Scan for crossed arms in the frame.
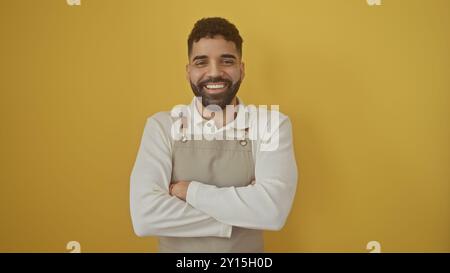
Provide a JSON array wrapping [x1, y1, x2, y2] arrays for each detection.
[[130, 112, 298, 238]]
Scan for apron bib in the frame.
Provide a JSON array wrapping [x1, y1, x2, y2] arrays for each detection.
[[158, 121, 264, 252]]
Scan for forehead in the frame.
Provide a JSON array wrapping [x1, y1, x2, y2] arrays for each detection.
[[190, 36, 239, 60]]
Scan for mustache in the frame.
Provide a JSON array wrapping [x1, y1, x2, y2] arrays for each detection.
[[197, 77, 232, 87]]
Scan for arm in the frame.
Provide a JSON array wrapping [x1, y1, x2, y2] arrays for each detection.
[[130, 113, 232, 238], [184, 115, 298, 230]]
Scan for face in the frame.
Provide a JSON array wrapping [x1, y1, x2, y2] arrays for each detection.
[[187, 35, 245, 109]]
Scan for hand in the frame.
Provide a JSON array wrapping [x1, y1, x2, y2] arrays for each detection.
[[169, 180, 191, 201]]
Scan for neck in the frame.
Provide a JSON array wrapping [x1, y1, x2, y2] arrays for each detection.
[[195, 97, 238, 128]]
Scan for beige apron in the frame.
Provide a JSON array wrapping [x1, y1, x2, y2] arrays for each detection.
[[158, 121, 264, 253]]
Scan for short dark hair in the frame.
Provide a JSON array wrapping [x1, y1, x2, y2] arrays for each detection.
[[187, 17, 243, 58]]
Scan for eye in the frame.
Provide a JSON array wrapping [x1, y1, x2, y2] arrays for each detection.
[[223, 59, 235, 65], [194, 61, 207, 67]]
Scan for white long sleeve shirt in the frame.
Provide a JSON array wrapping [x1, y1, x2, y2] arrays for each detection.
[[130, 97, 298, 238]]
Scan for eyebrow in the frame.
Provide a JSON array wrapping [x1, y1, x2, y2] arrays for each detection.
[[192, 55, 208, 62], [220, 54, 237, 59], [192, 54, 238, 62]]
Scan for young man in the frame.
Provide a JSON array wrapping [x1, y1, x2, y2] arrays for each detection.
[[130, 17, 298, 252]]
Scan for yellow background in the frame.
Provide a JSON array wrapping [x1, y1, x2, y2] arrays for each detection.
[[0, 0, 448, 252]]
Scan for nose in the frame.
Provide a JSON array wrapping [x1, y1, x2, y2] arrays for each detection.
[[205, 61, 223, 78]]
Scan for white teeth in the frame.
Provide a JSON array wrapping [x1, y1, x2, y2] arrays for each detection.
[[206, 84, 225, 89]]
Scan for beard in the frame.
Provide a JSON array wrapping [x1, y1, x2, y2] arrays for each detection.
[[190, 76, 242, 110]]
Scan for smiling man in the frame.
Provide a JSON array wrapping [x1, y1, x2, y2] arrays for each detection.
[[130, 17, 298, 252]]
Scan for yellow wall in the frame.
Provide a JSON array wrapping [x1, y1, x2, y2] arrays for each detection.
[[0, 0, 448, 252]]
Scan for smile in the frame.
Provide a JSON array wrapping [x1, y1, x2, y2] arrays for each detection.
[[203, 82, 228, 93]]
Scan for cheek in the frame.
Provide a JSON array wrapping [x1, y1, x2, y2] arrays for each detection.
[[188, 70, 203, 83], [226, 68, 242, 82]]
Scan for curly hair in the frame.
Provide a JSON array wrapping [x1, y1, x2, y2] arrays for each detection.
[[187, 17, 243, 58]]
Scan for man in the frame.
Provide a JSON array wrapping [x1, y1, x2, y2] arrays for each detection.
[[130, 17, 298, 252]]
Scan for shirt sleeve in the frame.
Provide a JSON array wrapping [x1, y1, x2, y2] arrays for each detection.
[[186, 115, 298, 231], [130, 113, 232, 238]]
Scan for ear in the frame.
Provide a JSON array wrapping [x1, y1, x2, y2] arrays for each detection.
[[185, 63, 190, 82], [240, 61, 245, 81]]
